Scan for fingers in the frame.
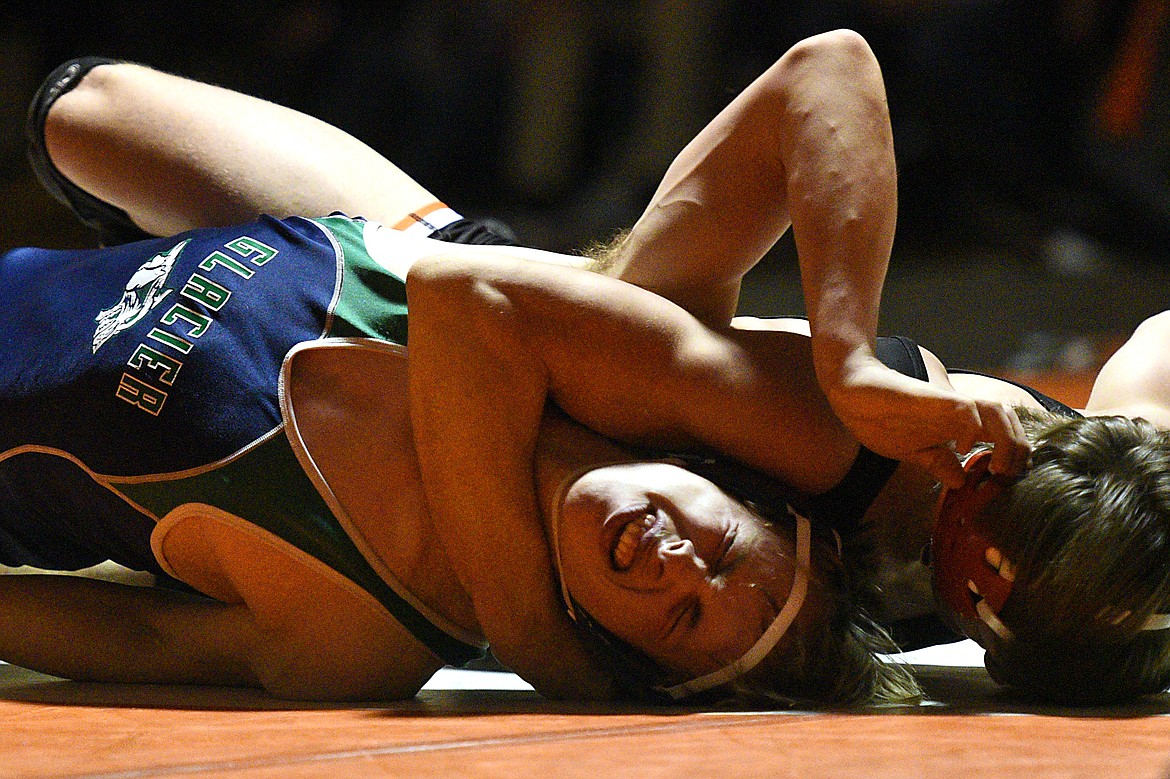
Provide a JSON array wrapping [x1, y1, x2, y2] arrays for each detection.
[[829, 369, 1032, 484], [911, 397, 1030, 487], [911, 444, 967, 490], [971, 399, 1032, 479]]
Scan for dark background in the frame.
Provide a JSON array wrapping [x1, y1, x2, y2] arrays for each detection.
[[2, 0, 1169, 371]]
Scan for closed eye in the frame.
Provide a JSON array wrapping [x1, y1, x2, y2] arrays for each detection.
[[713, 527, 738, 578], [668, 596, 702, 638]]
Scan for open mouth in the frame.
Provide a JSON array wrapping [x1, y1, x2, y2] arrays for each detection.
[[607, 507, 665, 571], [613, 515, 653, 570]]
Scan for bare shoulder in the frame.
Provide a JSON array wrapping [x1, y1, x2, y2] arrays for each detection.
[[946, 372, 1045, 411], [1085, 312, 1170, 428], [917, 341, 1045, 410], [879, 339, 1038, 408]]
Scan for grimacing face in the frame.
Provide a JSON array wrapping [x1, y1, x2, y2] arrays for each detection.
[[553, 462, 799, 680]]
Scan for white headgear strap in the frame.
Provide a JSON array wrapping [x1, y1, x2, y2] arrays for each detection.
[[656, 511, 812, 700]]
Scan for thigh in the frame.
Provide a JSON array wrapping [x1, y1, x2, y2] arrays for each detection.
[[44, 63, 438, 236]]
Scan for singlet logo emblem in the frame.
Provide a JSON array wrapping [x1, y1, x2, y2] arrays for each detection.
[[93, 240, 186, 353]]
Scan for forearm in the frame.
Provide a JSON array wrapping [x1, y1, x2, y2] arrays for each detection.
[[42, 62, 435, 235], [776, 31, 897, 391], [0, 574, 258, 687], [408, 255, 854, 497], [604, 32, 1028, 484], [608, 30, 895, 340], [405, 263, 616, 700]]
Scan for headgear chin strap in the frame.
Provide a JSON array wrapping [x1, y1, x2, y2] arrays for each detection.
[[931, 450, 1170, 639], [655, 511, 812, 700]]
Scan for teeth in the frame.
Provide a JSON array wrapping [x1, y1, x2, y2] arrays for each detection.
[[613, 515, 652, 570]]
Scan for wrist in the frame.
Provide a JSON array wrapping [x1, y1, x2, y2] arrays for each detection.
[[811, 333, 877, 390]]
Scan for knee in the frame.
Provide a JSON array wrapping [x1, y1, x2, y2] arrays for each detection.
[[27, 58, 155, 245], [31, 59, 125, 160], [40, 61, 128, 156]]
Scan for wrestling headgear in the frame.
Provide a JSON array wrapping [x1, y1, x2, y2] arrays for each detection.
[[930, 449, 1170, 641]]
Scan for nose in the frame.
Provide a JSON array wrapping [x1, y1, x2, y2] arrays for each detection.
[[658, 537, 707, 583]]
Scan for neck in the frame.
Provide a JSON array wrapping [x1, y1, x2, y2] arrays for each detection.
[[855, 462, 940, 622]]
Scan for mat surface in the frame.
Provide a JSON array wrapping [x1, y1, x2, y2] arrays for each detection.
[[2, 643, 1168, 779]]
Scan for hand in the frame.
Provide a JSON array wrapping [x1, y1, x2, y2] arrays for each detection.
[[824, 357, 1031, 489]]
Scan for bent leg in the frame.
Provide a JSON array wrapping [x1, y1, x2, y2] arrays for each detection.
[[36, 60, 441, 238]]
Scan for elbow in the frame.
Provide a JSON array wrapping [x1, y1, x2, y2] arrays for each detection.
[[771, 29, 882, 105], [406, 255, 517, 334], [405, 255, 477, 315], [405, 253, 451, 295], [781, 29, 875, 73]]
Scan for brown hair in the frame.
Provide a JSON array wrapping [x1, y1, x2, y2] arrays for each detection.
[[980, 410, 1170, 704]]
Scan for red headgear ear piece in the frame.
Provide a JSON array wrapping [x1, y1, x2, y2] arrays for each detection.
[[931, 450, 1016, 638]]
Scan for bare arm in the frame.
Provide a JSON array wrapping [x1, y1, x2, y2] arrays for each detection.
[[404, 254, 857, 700], [408, 256, 858, 489], [408, 252, 649, 700], [0, 573, 260, 687], [612, 30, 1028, 485], [611, 30, 892, 332], [405, 264, 616, 701], [42, 63, 438, 236]]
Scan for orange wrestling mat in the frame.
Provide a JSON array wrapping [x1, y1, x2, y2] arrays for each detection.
[[2, 659, 1168, 778]]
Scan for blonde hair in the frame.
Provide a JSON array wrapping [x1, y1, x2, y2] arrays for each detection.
[[578, 228, 631, 275], [721, 518, 921, 708], [685, 463, 921, 707]]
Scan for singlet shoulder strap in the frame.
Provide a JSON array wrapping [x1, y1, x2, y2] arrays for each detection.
[[949, 369, 1083, 418]]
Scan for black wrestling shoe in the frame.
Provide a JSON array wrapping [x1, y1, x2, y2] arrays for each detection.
[[26, 57, 153, 246]]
